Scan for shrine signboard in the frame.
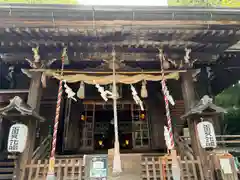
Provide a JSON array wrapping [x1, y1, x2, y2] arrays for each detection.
[[7, 123, 28, 153], [85, 154, 108, 180]]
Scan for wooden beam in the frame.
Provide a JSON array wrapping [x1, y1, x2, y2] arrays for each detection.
[[1, 19, 240, 29], [1, 28, 237, 45], [0, 51, 219, 64], [27, 69, 186, 74], [181, 71, 214, 180], [0, 89, 29, 94], [4, 28, 232, 36], [0, 39, 231, 52]]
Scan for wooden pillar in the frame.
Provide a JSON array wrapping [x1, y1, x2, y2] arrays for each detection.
[[146, 99, 165, 150], [16, 72, 42, 178], [181, 71, 213, 179], [181, 72, 200, 156]]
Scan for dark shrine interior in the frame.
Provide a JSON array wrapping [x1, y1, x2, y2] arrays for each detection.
[[94, 110, 133, 152]]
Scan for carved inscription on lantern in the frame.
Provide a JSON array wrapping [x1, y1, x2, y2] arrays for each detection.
[[197, 121, 217, 149], [8, 124, 28, 153]]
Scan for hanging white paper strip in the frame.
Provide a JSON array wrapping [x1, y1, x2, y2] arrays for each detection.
[[220, 158, 233, 174], [130, 85, 144, 111], [164, 126, 174, 150], [63, 81, 77, 101], [197, 121, 217, 149], [8, 124, 28, 153]]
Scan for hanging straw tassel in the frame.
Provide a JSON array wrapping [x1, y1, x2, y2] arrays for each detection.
[[77, 81, 85, 99], [140, 80, 148, 98]]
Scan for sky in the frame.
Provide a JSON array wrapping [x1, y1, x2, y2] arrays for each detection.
[[79, 0, 168, 6]]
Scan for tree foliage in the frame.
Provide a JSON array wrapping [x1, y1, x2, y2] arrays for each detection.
[[168, 0, 240, 7], [0, 0, 78, 4], [215, 83, 240, 108], [215, 83, 240, 134], [221, 108, 240, 134], [1, 0, 240, 6]]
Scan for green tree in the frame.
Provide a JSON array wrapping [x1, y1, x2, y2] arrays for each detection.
[[0, 0, 78, 4], [222, 108, 240, 134], [215, 83, 240, 108], [168, 0, 240, 7], [215, 83, 240, 134]]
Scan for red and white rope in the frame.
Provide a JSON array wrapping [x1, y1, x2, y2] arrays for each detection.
[[48, 50, 65, 174], [161, 77, 174, 149], [50, 79, 63, 158]]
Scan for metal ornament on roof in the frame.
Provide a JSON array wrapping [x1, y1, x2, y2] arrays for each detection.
[[7, 123, 28, 153], [157, 47, 196, 69], [197, 121, 217, 149], [22, 46, 58, 88]]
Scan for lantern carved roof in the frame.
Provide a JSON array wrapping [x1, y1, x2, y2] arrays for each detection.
[[0, 96, 45, 122], [181, 95, 226, 119]]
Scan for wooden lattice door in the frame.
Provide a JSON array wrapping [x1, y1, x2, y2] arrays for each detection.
[[131, 104, 150, 149], [79, 104, 95, 151]]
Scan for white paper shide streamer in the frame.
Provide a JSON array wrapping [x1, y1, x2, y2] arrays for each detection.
[[95, 83, 113, 101], [130, 84, 144, 111], [164, 126, 174, 150], [63, 81, 77, 101]]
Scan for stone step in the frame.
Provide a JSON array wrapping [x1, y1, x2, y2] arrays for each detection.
[[0, 160, 14, 180]]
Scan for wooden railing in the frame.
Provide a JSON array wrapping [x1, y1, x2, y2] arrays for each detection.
[[141, 156, 204, 180], [21, 154, 207, 180], [216, 135, 240, 144], [175, 134, 194, 160], [181, 134, 240, 148], [21, 158, 84, 180], [32, 135, 52, 161]]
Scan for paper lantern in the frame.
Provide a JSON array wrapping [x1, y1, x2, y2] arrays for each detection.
[[98, 140, 103, 146], [197, 121, 217, 149], [8, 123, 28, 153], [81, 115, 86, 121], [140, 112, 146, 120]]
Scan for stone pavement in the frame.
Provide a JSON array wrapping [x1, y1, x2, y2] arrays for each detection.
[[107, 151, 142, 180]]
